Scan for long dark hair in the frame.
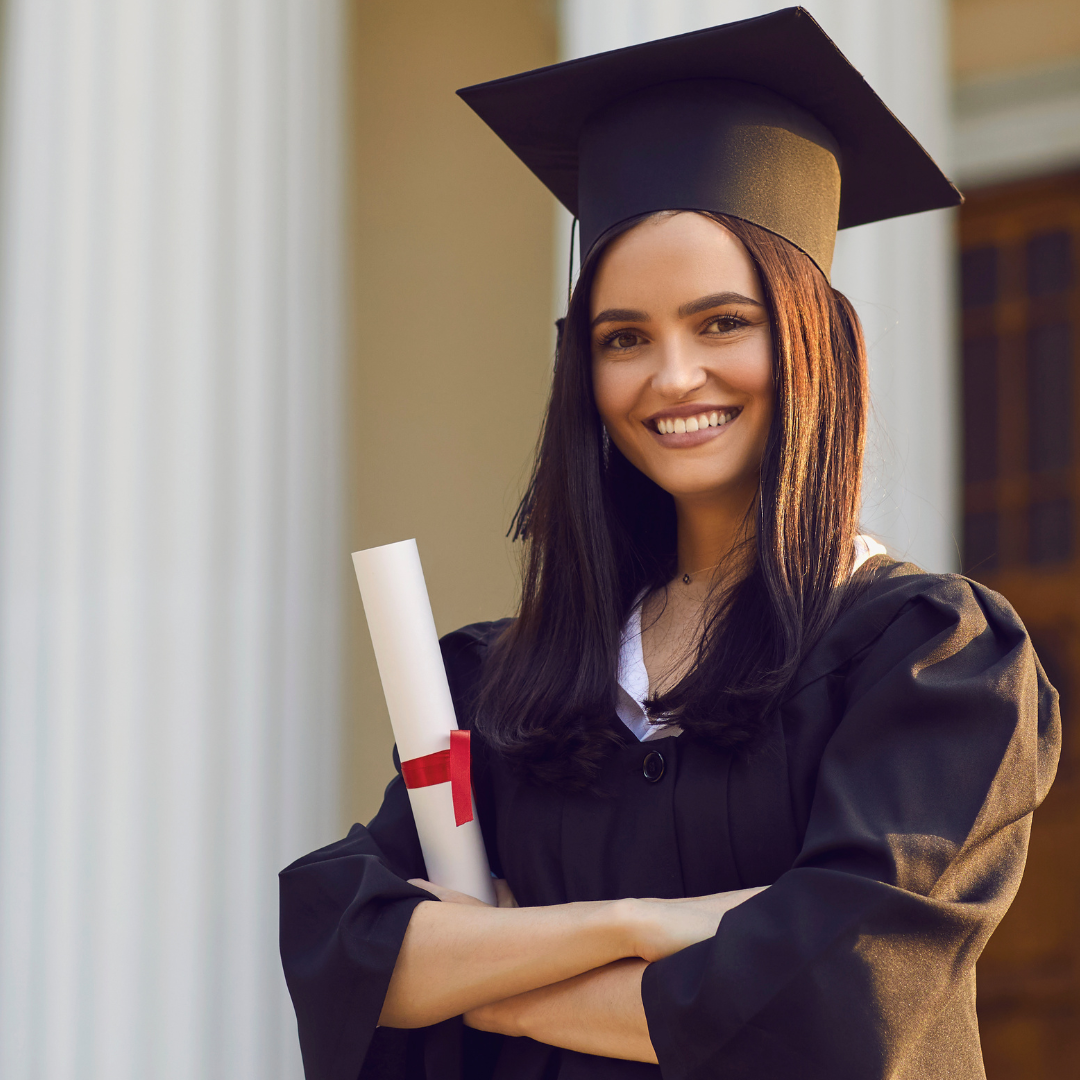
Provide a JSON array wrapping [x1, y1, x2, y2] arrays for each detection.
[[475, 212, 869, 787]]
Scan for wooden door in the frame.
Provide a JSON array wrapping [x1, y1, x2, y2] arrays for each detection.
[[960, 170, 1080, 1077]]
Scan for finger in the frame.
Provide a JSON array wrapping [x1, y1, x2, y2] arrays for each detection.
[[406, 878, 489, 906], [493, 879, 519, 908], [406, 878, 459, 901]]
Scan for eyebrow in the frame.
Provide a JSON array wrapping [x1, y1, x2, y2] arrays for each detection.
[[679, 291, 763, 317], [591, 291, 763, 328], [591, 307, 647, 328]]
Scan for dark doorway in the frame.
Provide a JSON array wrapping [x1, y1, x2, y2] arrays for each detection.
[[960, 169, 1080, 1078]]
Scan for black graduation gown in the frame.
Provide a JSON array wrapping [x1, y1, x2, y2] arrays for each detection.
[[280, 560, 1061, 1080]]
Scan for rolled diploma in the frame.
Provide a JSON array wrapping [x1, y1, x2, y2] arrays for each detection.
[[352, 539, 496, 904]]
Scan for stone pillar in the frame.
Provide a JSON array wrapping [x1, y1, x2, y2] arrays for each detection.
[[0, 2, 344, 1078], [558, 0, 957, 570]]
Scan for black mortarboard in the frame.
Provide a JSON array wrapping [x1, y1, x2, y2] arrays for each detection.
[[457, 6, 960, 280]]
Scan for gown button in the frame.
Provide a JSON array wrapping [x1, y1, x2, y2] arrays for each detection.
[[642, 751, 665, 783]]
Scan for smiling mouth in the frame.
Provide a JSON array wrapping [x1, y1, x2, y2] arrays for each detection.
[[650, 407, 742, 435]]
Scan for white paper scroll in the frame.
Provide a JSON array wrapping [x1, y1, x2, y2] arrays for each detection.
[[352, 539, 496, 904]]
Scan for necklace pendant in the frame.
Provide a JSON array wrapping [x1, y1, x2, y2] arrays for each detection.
[[682, 573, 691, 585]]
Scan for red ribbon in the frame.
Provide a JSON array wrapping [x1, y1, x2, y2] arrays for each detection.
[[400, 729, 473, 826]]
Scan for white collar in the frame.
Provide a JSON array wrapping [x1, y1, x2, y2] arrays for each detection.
[[852, 533, 887, 573], [615, 597, 677, 742]]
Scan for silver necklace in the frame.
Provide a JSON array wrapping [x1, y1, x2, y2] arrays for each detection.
[[680, 562, 721, 585]]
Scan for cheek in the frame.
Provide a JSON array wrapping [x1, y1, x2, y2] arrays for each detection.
[[743, 342, 775, 413], [591, 362, 633, 428]]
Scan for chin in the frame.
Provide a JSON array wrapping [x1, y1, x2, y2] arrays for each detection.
[[652, 475, 752, 500]]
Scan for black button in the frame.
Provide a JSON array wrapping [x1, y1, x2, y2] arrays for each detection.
[[642, 751, 665, 783]]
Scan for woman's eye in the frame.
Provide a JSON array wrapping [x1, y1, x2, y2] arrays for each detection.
[[706, 314, 745, 333], [603, 330, 642, 350]]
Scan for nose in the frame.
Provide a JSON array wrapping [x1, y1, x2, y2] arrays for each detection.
[[651, 333, 708, 398]]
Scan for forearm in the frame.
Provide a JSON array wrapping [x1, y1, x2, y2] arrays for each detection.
[[466, 959, 657, 1063], [380, 897, 632, 1028]]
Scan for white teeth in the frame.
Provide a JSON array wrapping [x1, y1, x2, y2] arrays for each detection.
[[655, 408, 740, 434]]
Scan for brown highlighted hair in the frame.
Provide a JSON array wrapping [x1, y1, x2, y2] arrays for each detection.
[[475, 212, 869, 787]]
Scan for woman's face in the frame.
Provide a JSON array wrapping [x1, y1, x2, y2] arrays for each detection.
[[590, 213, 774, 508]]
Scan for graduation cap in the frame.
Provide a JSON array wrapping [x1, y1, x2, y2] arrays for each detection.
[[457, 6, 960, 280]]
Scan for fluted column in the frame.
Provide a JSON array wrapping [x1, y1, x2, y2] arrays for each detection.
[[558, 0, 957, 571], [0, 3, 344, 1078]]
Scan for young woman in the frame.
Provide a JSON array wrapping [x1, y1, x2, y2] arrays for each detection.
[[281, 12, 1060, 1080]]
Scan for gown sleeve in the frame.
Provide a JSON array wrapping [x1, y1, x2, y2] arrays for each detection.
[[278, 622, 507, 1080], [279, 764, 435, 1080], [640, 574, 1061, 1080]]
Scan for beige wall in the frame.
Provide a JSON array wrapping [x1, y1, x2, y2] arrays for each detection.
[[343, 2, 558, 826], [953, 0, 1080, 78]]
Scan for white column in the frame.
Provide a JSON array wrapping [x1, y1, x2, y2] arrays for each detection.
[[0, 3, 344, 1079], [558, 0, 958, 571]]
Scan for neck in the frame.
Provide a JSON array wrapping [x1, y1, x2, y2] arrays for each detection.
[[674, 480, 758, 584]]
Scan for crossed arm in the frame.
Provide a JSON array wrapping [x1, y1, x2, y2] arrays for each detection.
[[379, 879, 766, 1063]]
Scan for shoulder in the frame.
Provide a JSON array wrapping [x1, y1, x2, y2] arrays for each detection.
[[854, 554, 1013, 612], [817, 558, 1060, 807], [856, 561, 1025, 666], [851, 557, 1026, 645], [793, 558, 1032, 696], [439, 617, 513, 665], [824, 559, 1057, 754], [438, 618, 514, 726]]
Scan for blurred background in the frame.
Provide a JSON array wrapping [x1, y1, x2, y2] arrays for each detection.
[[0, 0, 1075, 1077]]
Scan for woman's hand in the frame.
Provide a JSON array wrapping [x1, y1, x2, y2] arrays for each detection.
[[493, 879, 519, 908], [622, 885, 767, 962], [407, 878, 519, 908]]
